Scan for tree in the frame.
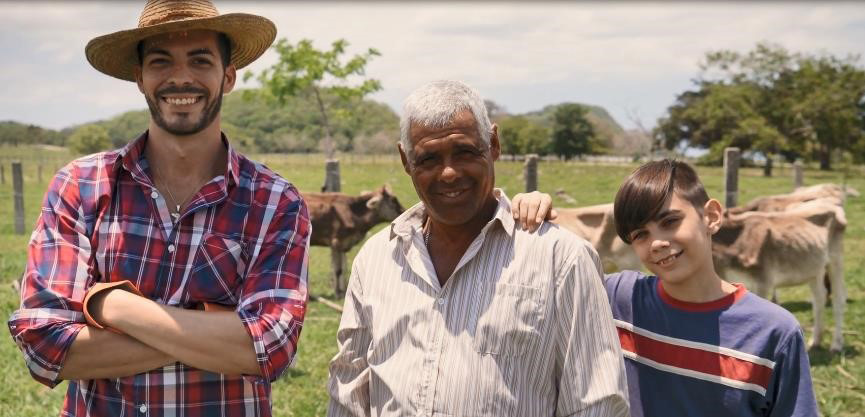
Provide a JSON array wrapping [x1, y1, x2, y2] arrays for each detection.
[[657, 43, 865, 170], [498, 116, 528, 155], [551, 104, 595, 159], [247, 38, 382, 160], [68, 124, 110, 155]]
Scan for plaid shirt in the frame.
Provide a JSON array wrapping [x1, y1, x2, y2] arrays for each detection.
[[8, 132, 310, 417]]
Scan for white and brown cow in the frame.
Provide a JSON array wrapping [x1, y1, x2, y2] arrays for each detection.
[[714, 202, 847, 352], [304, 186, 405, 295]]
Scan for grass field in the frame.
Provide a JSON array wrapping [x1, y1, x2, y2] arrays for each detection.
[[0, 148, 863, 416]]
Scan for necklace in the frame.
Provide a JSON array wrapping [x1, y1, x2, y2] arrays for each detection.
[[153, 164, 186, 222], [423, 217, 432, 248]]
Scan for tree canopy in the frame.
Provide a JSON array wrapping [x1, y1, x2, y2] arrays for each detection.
[[656, 43, 865, 169]]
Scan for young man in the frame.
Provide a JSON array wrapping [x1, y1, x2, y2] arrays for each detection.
[[605, 160, 818, 416], [8, 1, 309, 416]]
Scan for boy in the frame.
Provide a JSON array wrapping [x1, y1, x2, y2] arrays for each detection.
[[605, 159, 818, 416]]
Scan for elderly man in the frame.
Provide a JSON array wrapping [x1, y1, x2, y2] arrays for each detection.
[[8, 1, 309, 416], [327, 80, 629, 416]]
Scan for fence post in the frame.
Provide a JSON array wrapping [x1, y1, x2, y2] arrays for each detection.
[[723, 147, 740, 208], [38, 164, 43, 183], [323, 159, 341, 192], [0, 163, 4, 185], [524, 154, 538, 192], [793, 159, 804, 188], [13, 161, 25, 235], [763, 156, 773, 177]]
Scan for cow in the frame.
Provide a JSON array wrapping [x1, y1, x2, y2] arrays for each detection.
[[554, 204, 642, 273], [713, 202, 846, 352], [304, 186, 405, 295], [726, 183, 856, 215]]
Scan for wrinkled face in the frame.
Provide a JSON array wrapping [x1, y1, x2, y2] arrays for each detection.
[[399, 109, 499, 227], [627, 193, 720, 285], [135, 30, 235, 136]]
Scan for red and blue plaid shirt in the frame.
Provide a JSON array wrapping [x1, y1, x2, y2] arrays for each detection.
[[8, 132, 310, 417]]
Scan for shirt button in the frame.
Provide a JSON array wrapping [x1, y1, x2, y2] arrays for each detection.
[[150, 191, 158, 199], [437, 297, 445, 306], [167, 244, 175, 253], [138, 404, 147, 413]]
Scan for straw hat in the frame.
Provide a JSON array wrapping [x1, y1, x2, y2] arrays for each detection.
[[85, 0, 276, 82]]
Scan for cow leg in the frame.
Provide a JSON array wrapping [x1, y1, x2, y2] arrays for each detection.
[[331, 249, 347, 296], [828, 255, 846, 353], [807, 276, 827, 351]]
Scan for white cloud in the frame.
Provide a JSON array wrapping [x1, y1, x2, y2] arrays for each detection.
[[1, 1, 864, 130]]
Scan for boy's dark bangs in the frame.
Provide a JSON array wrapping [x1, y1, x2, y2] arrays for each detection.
[[614, 161, 676, 244]]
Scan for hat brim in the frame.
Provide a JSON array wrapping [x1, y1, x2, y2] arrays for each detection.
[[85, 13, 276, 82]]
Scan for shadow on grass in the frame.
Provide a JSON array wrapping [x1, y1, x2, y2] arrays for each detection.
[[808, 344, 861, 367], [780, 300, 812, 313]]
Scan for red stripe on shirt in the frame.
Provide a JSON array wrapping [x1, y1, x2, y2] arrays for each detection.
[[617, 326, 773, 389]]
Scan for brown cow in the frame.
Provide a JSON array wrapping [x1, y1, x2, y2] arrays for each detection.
[[714, 202, 846, 352], [304, 186, 405, 295], [726, 183, 856, 215], [554, 204, 642, 273]]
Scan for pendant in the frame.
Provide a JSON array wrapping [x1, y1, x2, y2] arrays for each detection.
[[171, 212, 180, 221]]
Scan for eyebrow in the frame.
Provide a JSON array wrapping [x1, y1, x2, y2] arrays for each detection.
[[142, 47, 215, 58], [652, 208, 682, 221]]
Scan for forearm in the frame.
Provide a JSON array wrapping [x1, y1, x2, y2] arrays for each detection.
[[59, 326, 174, 380], [101, 291, 260, 376]]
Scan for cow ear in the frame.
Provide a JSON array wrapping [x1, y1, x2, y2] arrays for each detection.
[[732, 219, 769, 268], [383, 184, 393, 195], [367, 195, 382, 209]]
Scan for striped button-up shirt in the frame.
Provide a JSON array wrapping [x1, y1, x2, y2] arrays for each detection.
[[8, 133, 310, 417], [328, 190, 629, 417]]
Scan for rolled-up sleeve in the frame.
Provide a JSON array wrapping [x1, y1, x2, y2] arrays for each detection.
[[8, 168, 91, 388], [554, 242, 630, 417], [236, 192, 310, 382]]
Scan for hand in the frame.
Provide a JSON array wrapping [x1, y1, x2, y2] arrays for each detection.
[[511, 191, 558, 232]]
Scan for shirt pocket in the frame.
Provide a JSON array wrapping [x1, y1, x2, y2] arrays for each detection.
[[186, 234, 247, 306], [473, 282, 541, 357]]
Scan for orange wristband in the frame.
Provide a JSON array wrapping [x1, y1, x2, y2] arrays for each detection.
[[82, 280, 143, 333]]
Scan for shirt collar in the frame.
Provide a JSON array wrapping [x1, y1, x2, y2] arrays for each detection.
[[389, 188, 515, 240], [116, 131, 241, 185]]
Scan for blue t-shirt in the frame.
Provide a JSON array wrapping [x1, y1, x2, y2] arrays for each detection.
[[604, 270, 818, 416]]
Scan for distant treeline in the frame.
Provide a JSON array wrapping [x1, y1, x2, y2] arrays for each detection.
[[0, 89, 641, 157]]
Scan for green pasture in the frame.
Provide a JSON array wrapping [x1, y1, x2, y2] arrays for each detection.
[[0, 148, 863, 416]]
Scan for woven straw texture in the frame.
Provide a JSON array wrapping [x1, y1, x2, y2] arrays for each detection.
[[85, 0, 276, 81]]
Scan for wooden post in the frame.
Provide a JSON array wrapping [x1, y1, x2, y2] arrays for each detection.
[[793, 159, 804, 188], [0, 163, 4, 185], [13, 161, 25, 235], [723, 147, 740, 208], [763, 156, 773, 177], [323, 159, 341, 192], [524, 154, 538, 192], [38, 164, 43, 183]]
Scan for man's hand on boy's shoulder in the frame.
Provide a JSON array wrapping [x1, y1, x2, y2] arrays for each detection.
[[511, 191, 558, 232]]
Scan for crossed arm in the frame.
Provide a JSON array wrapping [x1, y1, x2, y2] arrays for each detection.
[[59, 294, 259, 379]]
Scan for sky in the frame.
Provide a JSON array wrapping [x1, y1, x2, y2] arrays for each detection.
[[2, 1, 864, 132]]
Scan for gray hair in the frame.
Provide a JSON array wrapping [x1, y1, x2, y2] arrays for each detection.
[[399, 80, 492, 157]]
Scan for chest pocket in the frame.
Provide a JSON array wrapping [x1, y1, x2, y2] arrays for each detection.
[[186, 234, 247, 305], [473, 282, 541, 357]]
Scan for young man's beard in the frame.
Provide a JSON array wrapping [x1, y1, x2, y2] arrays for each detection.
[[145, 83, 224, 136]]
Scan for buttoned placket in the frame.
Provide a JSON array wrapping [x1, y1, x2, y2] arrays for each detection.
[[405, 221, 498, 416]]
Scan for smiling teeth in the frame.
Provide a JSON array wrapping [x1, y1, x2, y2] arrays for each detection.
[[166, 97, 198, 105], [444, 191, 461, 197]]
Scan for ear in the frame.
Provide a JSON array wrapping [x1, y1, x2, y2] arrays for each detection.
[[703, 199, 723, 235], [732, 219, 769, 268], [398, 143, 411, 174], [489, 124, 500, 161], [222, 64, 237, 94], [366, 195, 382, 210], [134, 66, 145, 94]]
